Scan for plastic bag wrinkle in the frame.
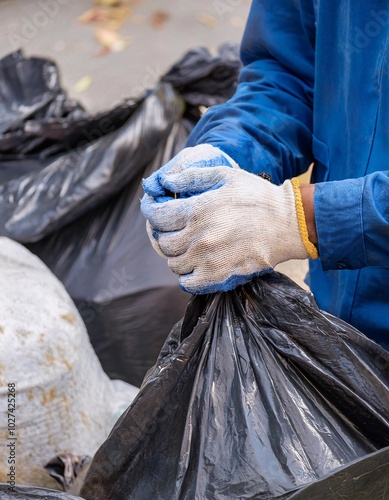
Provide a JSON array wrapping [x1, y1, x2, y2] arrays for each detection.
[[81, 273, 389, 499]]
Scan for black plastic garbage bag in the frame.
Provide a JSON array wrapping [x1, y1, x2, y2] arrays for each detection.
[[0, 50, 86, 156], [0, 483, 82, 499], [0, 92, 146, 242], [0, 47, 241, 386], [162, 43, 241, 107], [0, 80, 189, 386], [288, 446, 389, 499], [26, 85, 191, 386], [81, 273, 389, 500]]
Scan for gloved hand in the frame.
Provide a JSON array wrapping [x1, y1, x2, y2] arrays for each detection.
[[142, 144, 237, 199], [141, 165, 318, 294]]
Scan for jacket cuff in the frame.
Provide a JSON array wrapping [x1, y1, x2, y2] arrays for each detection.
[[315, 178, 367, 270]]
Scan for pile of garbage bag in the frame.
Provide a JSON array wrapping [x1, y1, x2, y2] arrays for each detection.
[[81, 273, 389, 499], [0, 45, 241, 386]]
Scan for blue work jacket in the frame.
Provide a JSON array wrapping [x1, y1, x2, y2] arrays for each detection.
[[187, 0, 389, 349]]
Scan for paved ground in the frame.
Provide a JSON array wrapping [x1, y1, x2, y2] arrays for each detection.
[[0, 0, 309, 289], [0, 0, 251, 111]]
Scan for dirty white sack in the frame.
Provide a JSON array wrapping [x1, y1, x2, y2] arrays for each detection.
[[0, 237, 138, 489]]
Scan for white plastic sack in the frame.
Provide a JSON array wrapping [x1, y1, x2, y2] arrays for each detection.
[[0, 237, 138, 489]]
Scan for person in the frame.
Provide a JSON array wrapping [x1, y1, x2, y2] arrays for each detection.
[[141, 1, 389, 350]]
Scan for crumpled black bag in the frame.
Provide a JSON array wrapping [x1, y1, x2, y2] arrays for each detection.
[[0, 46, 241, 386], [0, 50, 87, 156], [161, 43, 241, 107], [288, 445, 389, 499], [26, 84, 191, 386], [0, 483, 82, 499], [0, 78, 190, 386], [81, 273, 389, 500]]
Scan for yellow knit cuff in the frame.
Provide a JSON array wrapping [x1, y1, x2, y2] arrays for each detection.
[[291, 178, 319, 260]]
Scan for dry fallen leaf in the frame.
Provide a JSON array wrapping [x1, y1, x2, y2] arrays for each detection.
[[107, 5, 130, 22], [78, 8, 110, 24], [94, 0, 123, 6], [94, 27, 131, 52], [151, 10, 170, 28], [78, 5, 131, 29], [198, 13, 218, 28], [73, 75, 93, 93]]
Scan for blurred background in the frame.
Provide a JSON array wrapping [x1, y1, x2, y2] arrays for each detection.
[[0, 0, 251, 111]]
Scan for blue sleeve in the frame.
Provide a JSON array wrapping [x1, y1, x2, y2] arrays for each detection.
[[315, 171, 389, 269], [187, 0, 316, 184]]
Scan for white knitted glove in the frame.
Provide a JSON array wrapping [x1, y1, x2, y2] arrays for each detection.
[[141, 166, 315, 294], [142, 144, 238, 198], [143, 143, 238, 258]]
